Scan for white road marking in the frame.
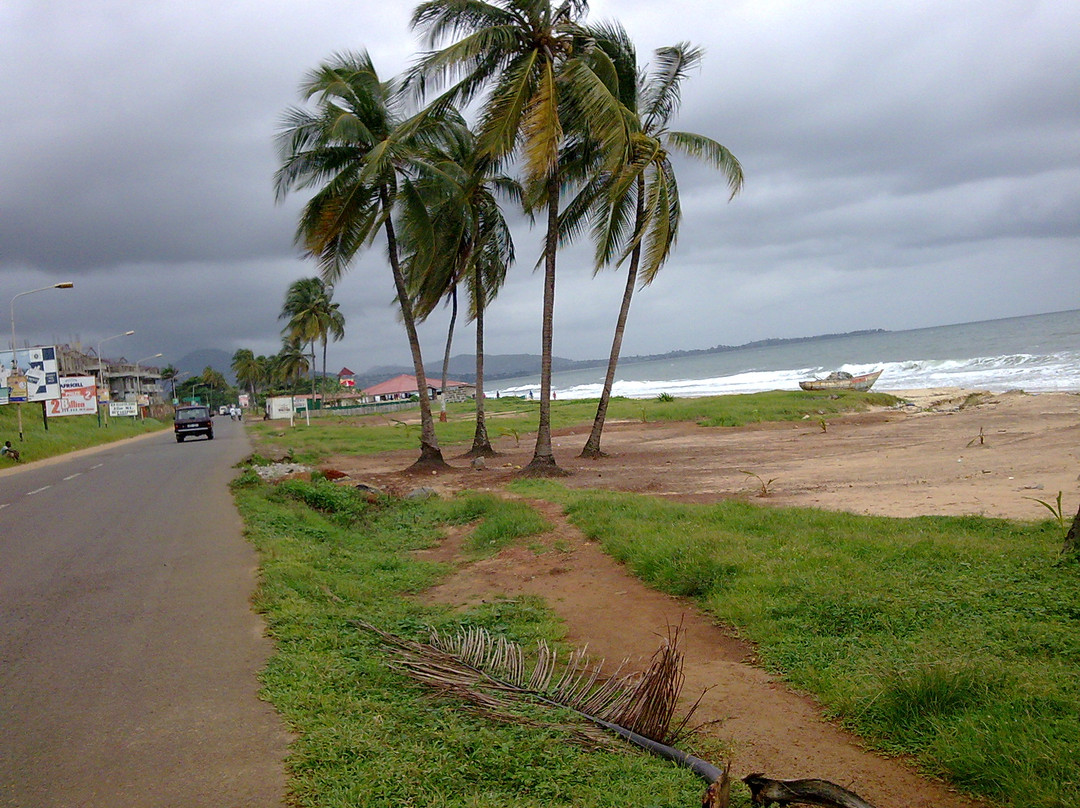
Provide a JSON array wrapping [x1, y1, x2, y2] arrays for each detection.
[[90, 463, 104, 470], [0, 503, 9, 510], [63, 473, 83, 481], [27, 486, 52, 495]]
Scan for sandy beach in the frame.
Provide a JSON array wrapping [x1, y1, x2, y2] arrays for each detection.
[[328, 389, 1079, 808], [340, 388, 1080, 523]]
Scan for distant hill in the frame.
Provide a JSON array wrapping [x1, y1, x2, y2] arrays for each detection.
[[353, 329, 887, 387], [175, 349, 236, 385]]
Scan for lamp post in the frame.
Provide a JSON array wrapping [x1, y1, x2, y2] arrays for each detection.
[[9, 282, 74, 441], [170, 371, 190, 405], [97, 330, 134, 427], [134, 353, 162, 420]]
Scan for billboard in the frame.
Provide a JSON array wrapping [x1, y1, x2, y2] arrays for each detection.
[[0, 346, 60, 404], [109, 401, 138, 417], [47, 376, 98, 417]]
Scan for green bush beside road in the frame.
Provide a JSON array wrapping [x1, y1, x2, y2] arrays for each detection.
[[0, 405, 168, 465]]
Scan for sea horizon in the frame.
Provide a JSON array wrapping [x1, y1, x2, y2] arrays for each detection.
[[491, 308, 1080, 400]]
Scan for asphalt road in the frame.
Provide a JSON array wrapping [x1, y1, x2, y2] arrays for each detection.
[[0, 417, 289, 807]]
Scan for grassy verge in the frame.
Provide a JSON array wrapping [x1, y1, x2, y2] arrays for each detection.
[[247, 390, 896, 464], [509, 480, 1080, 808], [0, 405, 167, 465], [234, 475, 728, 807]]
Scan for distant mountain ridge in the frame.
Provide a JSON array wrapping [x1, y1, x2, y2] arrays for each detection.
[[356, 329, 887, 387], [176, 328, 886, 391], [175, 349, 236, 385]]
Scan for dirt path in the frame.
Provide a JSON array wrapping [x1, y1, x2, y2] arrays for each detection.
[[324, 390, 1080, 808]]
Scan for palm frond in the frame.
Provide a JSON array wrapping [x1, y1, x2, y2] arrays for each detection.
[[362, 621, 691, 743], [357, 620, 728, 786], [640, 43, 702, 132], [519, 58, 563, 184], [665, 131, 744, 199]]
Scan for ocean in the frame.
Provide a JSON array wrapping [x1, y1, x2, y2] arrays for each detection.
[[494, 308, 1080, 400]]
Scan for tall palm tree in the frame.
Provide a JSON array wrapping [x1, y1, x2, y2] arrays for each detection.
[[201, 366, 228, 412], [317, 294, 345, 401], [408, 128, 520, 454], [279, 277, 321, 403], [272, 337, 309, 391], [160, 364, 179, 401], [410, 0, 629, 475], [279, 277, 344, 409], [231, 348, 263, 405], [574, 32, 744, 457], [275, 51, 452, 469]]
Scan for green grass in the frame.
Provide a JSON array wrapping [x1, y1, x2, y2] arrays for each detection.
[[428, 492, 553, 556], [246, 390, 896, 464], [509, 480, 1080, 808], [235, 477, 730, 808], [0, 404, 168, 464]]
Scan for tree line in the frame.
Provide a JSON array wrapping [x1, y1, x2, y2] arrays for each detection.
[[246, 0, 743, 474]]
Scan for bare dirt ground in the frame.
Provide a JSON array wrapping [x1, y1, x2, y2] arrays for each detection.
[[325, 389, 1080, 808]]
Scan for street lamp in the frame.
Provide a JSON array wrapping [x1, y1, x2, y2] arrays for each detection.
[[134, 353, 163, 419], [9, 282, 74, 441], [97, 330, 134, 427], [173, 371, 190, 405]]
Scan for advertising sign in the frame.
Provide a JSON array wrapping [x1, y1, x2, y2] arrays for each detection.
[[238, 393, 250, 407], [0, 346, 60, 404], [47, 376, 99, 417], [109, 401, 138, 417]]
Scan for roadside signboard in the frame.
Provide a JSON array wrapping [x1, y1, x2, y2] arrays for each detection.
[[47, 376, 98, 417], [0, 346, 60, 404], [109, 401, 138, 417]]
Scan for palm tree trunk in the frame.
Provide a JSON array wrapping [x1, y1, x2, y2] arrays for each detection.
[[439, 287, 457, 422], [581, 176, 646, 458], [382, 190, 447, 468], [468, 271, 496, 456], [310, 342, 317, 408], [524, 175, 568, 476]]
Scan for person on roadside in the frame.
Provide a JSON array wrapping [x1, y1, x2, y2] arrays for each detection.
[[1, 440, 21, 462]]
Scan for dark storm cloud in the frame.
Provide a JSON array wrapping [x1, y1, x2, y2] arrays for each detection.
[[2, 0, 1077, 371]]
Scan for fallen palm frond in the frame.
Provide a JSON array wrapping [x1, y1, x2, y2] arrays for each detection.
[[357, 621, 725, 783]]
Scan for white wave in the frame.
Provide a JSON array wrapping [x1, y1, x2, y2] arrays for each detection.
[[504, 350, 1080, 400]]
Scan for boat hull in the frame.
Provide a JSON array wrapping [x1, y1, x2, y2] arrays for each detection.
[[799, 370, 882, 392]]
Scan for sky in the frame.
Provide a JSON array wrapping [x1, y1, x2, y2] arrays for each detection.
[[2, 0, 1078, 375]]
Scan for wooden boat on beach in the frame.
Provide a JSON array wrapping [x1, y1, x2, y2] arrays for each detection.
[[799, 369, 882, 392]]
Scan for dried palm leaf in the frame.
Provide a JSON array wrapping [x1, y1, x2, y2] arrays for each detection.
[[356, 621, 726, 785]]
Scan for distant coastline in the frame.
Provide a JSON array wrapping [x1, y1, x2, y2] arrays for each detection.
[[359, 328, 890, 386]]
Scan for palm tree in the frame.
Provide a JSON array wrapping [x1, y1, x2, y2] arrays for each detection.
[[160, 364, 180, 401], [410, 0, 629, 475], [275, 51, 452, 469], [231, 348, 263, 406], [408, 128, 520, 454], [272, 337, 309, 391], [574, 32, 744, 457], [201, 366, 228, 412], [279, 277, 344, 410]]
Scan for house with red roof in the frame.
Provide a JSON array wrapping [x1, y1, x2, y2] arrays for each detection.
[[362, 374, 474, 402]]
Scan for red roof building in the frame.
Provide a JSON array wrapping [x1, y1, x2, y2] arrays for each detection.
[[362, 374, 471, 401]]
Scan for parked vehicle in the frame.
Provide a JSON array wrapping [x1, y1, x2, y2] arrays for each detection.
[[173, 405, 214, 442]]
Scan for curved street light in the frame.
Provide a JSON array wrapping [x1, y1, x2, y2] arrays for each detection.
[[9, 282, 74, 441], [134, 353, 163, 419], [97, 330, 134, 427]]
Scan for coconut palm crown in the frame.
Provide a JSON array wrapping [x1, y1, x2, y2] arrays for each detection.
[[275, 50, 457, 468], [569, 28, 744, 457], [410, 0, 630, 474]]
